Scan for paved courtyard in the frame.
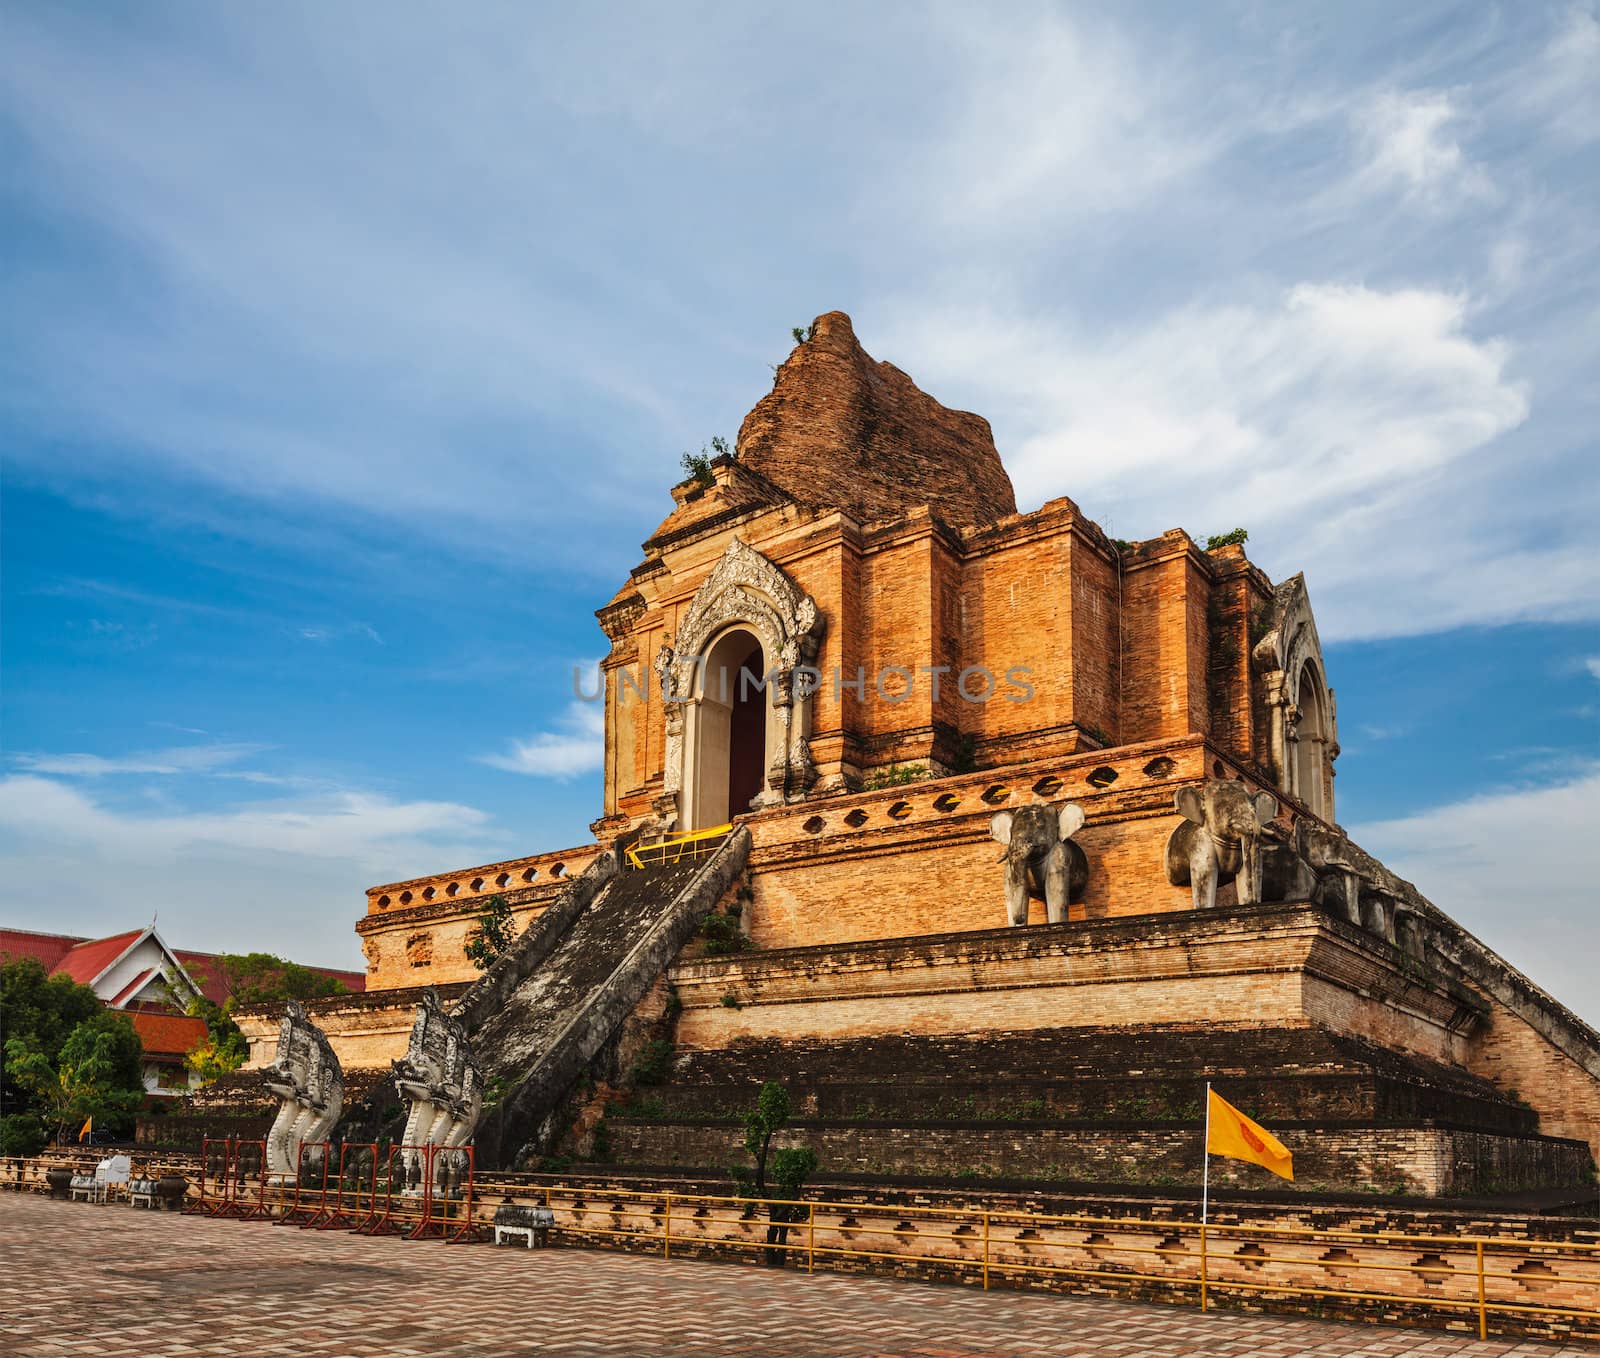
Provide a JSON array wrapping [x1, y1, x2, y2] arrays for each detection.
[[1, 1194, 1593, 1358]]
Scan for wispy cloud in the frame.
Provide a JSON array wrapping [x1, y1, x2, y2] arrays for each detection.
[[294, 621, 384, 645], [479, 701, 605, 780], [10, 742, 267, 778], [878, 281, 1562, 639], [1352, 89, 1493, 205], [0, 774, 507, 963], [1515, 3, 1600, 144], [1351, 762, 1600, 1028]]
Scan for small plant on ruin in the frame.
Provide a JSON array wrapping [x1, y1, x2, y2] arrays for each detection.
[[680, 437, 733, 490], [865, 761, 928, 790], [733, 1081, 818, 1268], [700, 908, 749, 957], [949, 732, 979, 775], [680, 450, 715, 488], [627, 1038, 675, 1087], [791, 323, 815, 344], [1205, 527, 1249, 550], [719, 992, 742, 1009], [464, 893, 516, 971]]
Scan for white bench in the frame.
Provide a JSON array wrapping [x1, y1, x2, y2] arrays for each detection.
[[128, 1178, 160, 1209]]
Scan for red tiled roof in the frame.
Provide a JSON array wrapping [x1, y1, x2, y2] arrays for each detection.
[[52, 930, 145, 986], [0, 928, 85, 970], [126, 1011, 209, 1058]]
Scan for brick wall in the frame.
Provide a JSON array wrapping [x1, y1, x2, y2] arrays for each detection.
[[602, 1119, 1589, 1197]]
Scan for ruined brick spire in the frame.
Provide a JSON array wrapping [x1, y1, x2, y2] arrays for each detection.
[[735, 311, 1018, 529]]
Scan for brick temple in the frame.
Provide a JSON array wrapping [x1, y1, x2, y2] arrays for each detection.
[[234, 312, 1599, 1199]]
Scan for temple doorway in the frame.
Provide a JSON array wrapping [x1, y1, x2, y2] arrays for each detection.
[[686, 628, 767, 829]]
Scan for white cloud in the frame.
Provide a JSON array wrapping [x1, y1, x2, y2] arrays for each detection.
[[479, 701, 605, 780], [1587, 657, 1600, 681], [1353, 89, 1492, 204], [879, 281, 1568, 639], [1350, 764, 1600, 1030], [1516, 4, 1600, 143], [0, 775, 506, 965], [10, 742, 266, 777], [898, 8, 1209, 237]]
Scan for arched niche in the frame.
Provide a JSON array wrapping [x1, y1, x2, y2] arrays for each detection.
[[684, 628, 770, 829], [655, 538, 825, 830], [1252, 573, 1339, 821], [1292, 658, 1333, 820]]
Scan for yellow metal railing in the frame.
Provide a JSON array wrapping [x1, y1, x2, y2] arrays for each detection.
[[472, 1183, 1600, 1342], [625, 824, 732, 871]]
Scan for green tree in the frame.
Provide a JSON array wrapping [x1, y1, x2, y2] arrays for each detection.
[[463, 894, 517, 971], [184, 1027, 250, 1084], [4, 1019, 144, 1146], [734, 1081, 819, 1267], [181, 952, 347, 1085], [187, 953, 348, 1011], [1, 959, 141, 1138]]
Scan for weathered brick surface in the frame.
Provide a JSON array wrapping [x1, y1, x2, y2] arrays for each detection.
[[605, 1119, 1589, 1197], [736, 310, 1017, 531]]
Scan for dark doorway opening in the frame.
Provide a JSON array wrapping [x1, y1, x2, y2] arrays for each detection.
[[727, 639, 766, 817]]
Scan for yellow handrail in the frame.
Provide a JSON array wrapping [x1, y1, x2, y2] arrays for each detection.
[[474, 1180, 1600, 1340], [625, 824, 732, 870]]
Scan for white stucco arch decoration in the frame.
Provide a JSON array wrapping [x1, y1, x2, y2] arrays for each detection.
[[654, 538, 825, 829], [1252, 573, 1339, 821]]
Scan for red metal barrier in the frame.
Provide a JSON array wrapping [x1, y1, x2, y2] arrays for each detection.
[[185, 1137, 234, 1216], [276, 1141, 332, 1226], [420, 1144, 477, 1244], [315, 1142, 379, 1231], [215, 1138, 271, 1221], [358, 1144, 477, 1243]]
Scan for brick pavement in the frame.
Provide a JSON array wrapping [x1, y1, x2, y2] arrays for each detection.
[[1, 1195, 1592, 1358]]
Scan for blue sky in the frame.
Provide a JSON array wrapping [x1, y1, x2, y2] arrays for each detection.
[[1, 3, 1596, 1020]]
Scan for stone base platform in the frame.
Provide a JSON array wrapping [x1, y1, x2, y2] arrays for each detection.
[[607, 902, 1599, 1197]]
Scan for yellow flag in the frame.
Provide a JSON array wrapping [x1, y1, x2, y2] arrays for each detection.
[[1206, 1089, 1293, 1181], [79, 1116, 93, 1142]]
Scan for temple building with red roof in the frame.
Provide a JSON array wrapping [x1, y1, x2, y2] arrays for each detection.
[[0, 924, 363, 1096]]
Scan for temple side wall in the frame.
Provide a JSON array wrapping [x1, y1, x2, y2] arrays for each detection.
[[667, 905, 1465, 1055], [602, 1119, 1588, 1198]]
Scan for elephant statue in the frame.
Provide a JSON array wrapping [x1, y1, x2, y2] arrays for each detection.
[[989, 802, 1089, 926], [1296, 821, 1363, 924], [1165, 780, 1279, 911]]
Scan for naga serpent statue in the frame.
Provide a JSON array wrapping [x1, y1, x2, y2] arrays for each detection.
[[261, 999, 344, 1179], [391, 988, 484, 1188]]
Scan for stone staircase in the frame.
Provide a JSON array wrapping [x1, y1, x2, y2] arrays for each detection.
[[464, 828, 750, 1168]]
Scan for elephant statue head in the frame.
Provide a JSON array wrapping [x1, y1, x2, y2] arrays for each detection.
[[989, 801, 1089, 926], [1164, 780, 1278, 911]]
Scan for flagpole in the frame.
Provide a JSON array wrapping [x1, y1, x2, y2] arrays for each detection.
[[1200, 1081, 1211, 1313]]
